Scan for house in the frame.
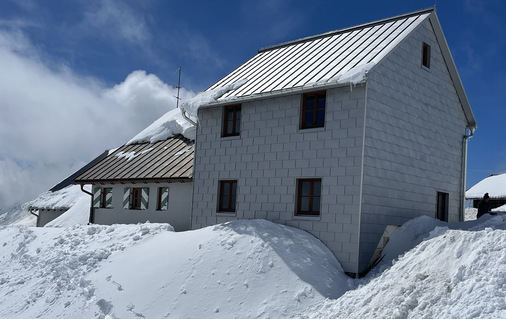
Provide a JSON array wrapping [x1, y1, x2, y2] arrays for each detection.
[[190, 8, 477, 276], [466, 173, 506, 209], [74, 134, 194, 231], [24, 150, 108, 227]]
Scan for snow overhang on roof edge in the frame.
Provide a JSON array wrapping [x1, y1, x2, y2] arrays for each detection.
[[198, 80, 368, 109]]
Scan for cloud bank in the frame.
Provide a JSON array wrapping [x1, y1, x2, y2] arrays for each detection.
[[0, 28, 195, 210]]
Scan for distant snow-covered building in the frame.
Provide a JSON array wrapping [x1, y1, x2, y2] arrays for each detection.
[[466, 173, 506, 209], [189, 8, 477, 276]]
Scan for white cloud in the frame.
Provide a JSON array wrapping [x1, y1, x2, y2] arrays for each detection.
[[0, 28, 195, 210]]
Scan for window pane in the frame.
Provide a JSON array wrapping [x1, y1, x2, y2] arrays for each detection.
[[313, 181, 321, 196], [301, 181, 311, 196], [222, 195, 230, 209], [300, 197, 309, 212], [312, 197, 320, 212], [305, 98, 314, 111], [317, 96, 325, 109], [226, 120, 233, 134], [316, 109, 325, 125]]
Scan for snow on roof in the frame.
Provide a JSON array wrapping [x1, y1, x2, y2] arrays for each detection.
[[22, 184, 90, 210], [466, 173, 506, 199], [126, 79, 247, 145]]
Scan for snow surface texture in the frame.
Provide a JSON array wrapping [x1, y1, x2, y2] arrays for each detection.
[[126, 79, 247, 144], [0, 220, 348, 319], [1, 212, 505, 318], [466, 172, 506, 199]]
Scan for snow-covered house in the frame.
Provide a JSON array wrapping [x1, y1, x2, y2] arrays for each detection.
[[190, 8, 477, 276], [25, 150, 108, 227], [74, 130, 195, 231], [466, 173, 506, 209]]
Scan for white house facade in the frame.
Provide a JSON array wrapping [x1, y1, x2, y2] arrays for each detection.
[[190, 8, 477, 276], [75, 135, 194, 231]]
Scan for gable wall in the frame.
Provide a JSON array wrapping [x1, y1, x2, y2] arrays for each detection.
[[192, 87, 366, 273], [359, 18, 468, 271], [92, 182, 192, 231]]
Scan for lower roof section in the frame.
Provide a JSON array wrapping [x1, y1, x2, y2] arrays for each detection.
[[74, 135, 194, 184]]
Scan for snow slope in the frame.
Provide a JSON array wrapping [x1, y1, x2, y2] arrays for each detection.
[[0, 208, 504, 318], [0, 220, 348, 319]]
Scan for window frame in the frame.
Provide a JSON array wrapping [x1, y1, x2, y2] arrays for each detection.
[[222, 104, 241, 137], [157, 187, 169, 211], [301, 91, 326, 129], [100, 187, 112, 208], [130, 187, 143, 210], [218, 180, 238, 213], [422, 42, 431, 68], [296, 178, 322, 216]]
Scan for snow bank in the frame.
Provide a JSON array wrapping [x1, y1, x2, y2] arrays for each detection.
[[305, 214, 506, 319], [466, 173, 506, 199], [127, 79, 247, 144], [45, 194, 91, 227], [0, 220, 346, 319], [22, 185, 89, 211]]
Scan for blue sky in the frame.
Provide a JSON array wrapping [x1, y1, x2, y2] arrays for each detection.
[[0, 0, 505, 209]]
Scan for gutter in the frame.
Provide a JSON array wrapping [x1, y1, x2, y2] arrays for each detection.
[[79, 184, 95, 224], [460, 127, 475, 221], [180, 107, 197, 126]]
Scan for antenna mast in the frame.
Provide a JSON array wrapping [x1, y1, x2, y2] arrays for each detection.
[[176, 66, 181, 108]]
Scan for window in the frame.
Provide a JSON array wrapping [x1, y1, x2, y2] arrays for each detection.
[[222, 104, 241, 136], [297, 179, 321, 216], [218, 180, 237, 212], [157, 187, 169, 211], [123, 187, 149, 210], [436, 192, 449, 222], [301, 91, 326, 129], [422, 42, 431, 68], [100, 187, 113, 208], [131, 188, 143, 209]]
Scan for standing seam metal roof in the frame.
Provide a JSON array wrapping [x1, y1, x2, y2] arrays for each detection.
[[208, 8, 433, 100], [74, 135, 194, 183]]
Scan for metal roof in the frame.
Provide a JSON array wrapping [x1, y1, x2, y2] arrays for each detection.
[[208, 8, 433, 100], [74, 135, 194, 184]]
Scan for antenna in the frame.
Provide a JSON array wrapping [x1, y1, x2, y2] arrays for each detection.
[[176, 66, 181, 108]]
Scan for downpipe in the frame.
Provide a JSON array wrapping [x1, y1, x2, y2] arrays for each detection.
[[79, 184, 95, 224], [460, 127, 475, 221]]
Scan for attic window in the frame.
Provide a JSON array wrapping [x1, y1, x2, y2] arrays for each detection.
[[422, 42, 431, 68]]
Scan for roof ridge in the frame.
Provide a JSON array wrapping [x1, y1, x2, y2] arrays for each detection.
[[258, 7, 434, 53]]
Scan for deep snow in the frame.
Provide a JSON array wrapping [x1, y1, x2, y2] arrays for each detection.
[[0, 204, 505, 318]]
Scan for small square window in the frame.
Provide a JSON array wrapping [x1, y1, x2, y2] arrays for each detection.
[[222, 105, 241, 137], [296, 179, 321, 216], [301, 91, 326, 129], [219, 180, 237, 212], [422, 42, 431, 68]]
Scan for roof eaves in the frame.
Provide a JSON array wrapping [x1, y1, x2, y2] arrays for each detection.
[[199, 79, 368, 109]]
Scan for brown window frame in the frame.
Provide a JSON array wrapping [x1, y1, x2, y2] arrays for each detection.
[[131, 187, 143, 210], [100, 187, 112, 208], [222, 104, 241, 137], [156, 187, 168, 211], [301, 91, 326, 129], [422, 42, 431, 68], [218, 180, 237, 212], [296, 178, 322, 216]]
